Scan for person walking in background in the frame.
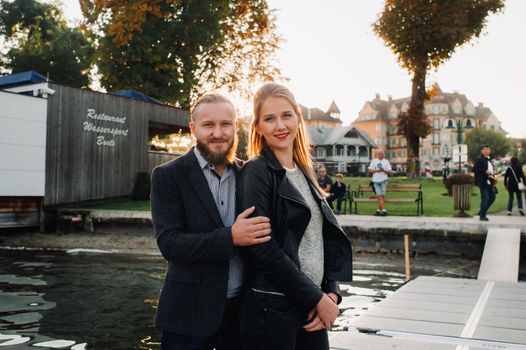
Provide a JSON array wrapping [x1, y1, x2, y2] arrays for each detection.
[[151, 93, 271, 350], [504, 156, 525, 216], [237, 83, 353, 350], [474, 144, 497, 221], [327, 173, 347, 215], [368, 149, 392, 216], [317, 166, 332, 194]]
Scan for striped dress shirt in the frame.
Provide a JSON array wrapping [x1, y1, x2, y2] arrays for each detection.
[[194, 147, 245, 298]]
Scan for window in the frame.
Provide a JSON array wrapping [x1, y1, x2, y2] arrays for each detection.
[[316, 147, 325, 158], [466, 119, 473, 128], [447, 119, 454, 128], [433, 147, 440, 155], [433, 119, 440, 129], [359, 146, 367, 157], [433, 132, 440, 144]]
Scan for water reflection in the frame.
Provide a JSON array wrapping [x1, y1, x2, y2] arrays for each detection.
[[0, 249, 478, 349]]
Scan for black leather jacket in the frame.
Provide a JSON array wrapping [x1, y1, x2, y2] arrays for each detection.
[[237, 146, 353, 312], [474, 155, 493, 188]]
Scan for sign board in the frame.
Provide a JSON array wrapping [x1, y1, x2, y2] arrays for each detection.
[[452, 144, 468, 163], [83, 108, 129, 147]]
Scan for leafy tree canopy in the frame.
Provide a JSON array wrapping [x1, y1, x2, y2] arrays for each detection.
[[0, 0, 94, 88], [373, 0, 504, 162], [80, 0, 284, 108], [373, 0, 505, 73], [465, 127, 512, 161]]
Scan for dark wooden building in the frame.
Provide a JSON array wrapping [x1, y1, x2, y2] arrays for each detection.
[[44, 83, 189, 207], [0, 72, 190, 228]]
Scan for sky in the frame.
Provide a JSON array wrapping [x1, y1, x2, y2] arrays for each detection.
[[60, 0, 526, 137]]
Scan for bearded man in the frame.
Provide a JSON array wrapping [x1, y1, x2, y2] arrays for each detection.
[[151, 93, 271, 350]]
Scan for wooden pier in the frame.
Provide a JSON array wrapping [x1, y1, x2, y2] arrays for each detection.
[[330, 228, 525, 349]]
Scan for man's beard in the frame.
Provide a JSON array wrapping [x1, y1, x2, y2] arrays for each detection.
[[196, 135, 238, 165]]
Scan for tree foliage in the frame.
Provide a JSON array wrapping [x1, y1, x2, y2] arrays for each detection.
[[0, 0, 94, 87], [80, 0, 284, 108], [373, 0, 505, 161], [465, 127, 512, 161]]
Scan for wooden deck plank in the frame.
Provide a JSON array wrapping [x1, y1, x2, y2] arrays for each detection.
[[478, 315, 526, 330], [483, 306, 526, 319], [474, 326, 526, 344], [349, 315, 464, 337], [378, 299, 475, 314], [365, 307, 470, 324], [329, 332, 462, 350]]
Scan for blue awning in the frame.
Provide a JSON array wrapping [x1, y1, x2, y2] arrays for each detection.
[[111, 89, 164, 105], [0, 71, 51, 89]]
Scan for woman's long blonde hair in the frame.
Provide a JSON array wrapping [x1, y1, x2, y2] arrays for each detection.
[[248, 83, 325, 195]]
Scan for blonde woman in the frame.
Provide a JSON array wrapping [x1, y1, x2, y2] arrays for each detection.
[[236, 83, 353, 350]]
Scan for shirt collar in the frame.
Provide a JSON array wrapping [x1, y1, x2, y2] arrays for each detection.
[[193, 146, 233, 171], [194, 146, 209, 170]]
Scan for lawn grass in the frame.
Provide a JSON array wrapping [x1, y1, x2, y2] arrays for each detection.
[[85, 176, 510, 217], [342, 176, 508, 217], [86, 200, 150, 211]]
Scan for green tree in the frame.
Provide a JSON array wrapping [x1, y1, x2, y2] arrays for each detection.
[[81, 0, 283, 108], [465, 128, 512, 161], [510, 138, 526, 162], [0, 0, 94, 88], [236, 121, 249, 160], [373, 0, 505, 168]]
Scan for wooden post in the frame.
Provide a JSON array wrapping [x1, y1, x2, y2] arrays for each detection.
[[404, 234, 411, 282]]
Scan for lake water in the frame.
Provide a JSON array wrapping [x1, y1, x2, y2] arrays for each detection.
[[0, 248, 479, 349]]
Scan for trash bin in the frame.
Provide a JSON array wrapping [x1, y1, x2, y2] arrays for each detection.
[[453, 184, 472, 217]]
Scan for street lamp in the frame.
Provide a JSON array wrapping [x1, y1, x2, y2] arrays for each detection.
[[446, 118, 473, 174]]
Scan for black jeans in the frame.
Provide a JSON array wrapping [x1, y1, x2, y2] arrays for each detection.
[[239, 289, 329, 350], [327, 193, 345, 211], [507, 189, 523, 212], [479, 185, 496, 218], [161, 305, 241, 350]]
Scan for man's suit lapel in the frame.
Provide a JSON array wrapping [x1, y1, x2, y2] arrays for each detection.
[[182, 149, 224, 227]]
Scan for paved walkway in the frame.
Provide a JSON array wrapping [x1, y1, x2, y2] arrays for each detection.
[[60, 208, 526, 237], [337, 214, 526, 236]]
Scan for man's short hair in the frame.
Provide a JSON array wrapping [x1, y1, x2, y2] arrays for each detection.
[[319, 166, 327, 172], [190, 93, 236, 121], [481, 144, 490, 149], [336, 173, 343, 178]]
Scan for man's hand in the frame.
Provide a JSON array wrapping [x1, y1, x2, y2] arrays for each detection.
[[232, 206, 271, 246]]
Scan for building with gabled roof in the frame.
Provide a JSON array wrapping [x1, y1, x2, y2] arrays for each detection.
[[301, 100, 343, 128], [308, 125, 376, 175], [352, 85, 505, 172]]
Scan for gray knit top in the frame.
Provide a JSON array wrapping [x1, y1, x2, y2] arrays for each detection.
[[285, 164, 324, 287]]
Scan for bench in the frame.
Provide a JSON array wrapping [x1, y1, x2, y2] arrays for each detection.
[[349, 183, 423, 215]]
